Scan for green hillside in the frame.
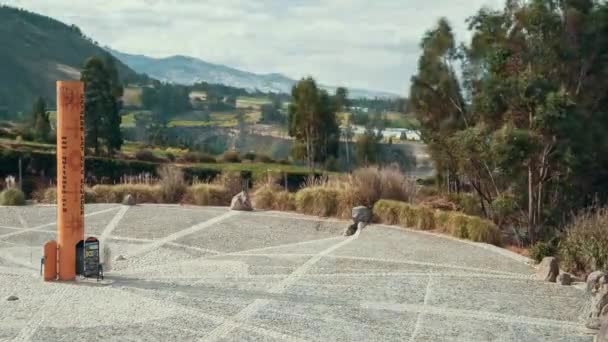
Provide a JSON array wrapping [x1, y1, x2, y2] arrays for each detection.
[[0, 6, 142, 113]]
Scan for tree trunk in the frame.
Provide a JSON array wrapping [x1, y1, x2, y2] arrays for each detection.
[[528, 164, 535, 243]]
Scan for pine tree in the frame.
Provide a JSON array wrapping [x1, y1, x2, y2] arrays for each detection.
[[31, 97, 50, 142]]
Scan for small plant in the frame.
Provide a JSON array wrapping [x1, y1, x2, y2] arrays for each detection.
[[222, 150, 241, 163], [530, 241, 557, 264], [158, 165, 186, 203], [0, 188, 26, 206], [243, 151, 257, 161], [179, 151, 217, 163], [295, 187, 338, 217], [559, 207, 608, 274], [255, 154, 275, 163], [135, 149, 161, 162]]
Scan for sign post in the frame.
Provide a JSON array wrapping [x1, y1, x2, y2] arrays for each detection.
[[56, 81, 85, 281]]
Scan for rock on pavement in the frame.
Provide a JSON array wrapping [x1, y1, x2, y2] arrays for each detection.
[[536, 257, 559, 282], [230, 191, 253, 211], [352, 206, 371, 224], [557, 272, 573, 286], [122, 194, 136, 206]]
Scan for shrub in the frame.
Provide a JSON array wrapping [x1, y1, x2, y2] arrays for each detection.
[[179, 151, 217, 164], [158, 165, 186, 203], [372, 200, 418, 228], [165, 152, 176, 162], [0, 188, 26, 206], [414, 206, 436, 231], [185, 184, 231, 206], [445, 212, 470, 239], [222, 150, 241, 163], [466, 216, 501, 245], [213, 171, 243, 197], [295, 187, 338, 217], [448, 193, 482, 216], [243, 151, 257, 161], [559, 207, 608, 274], [135, 149, 161, 163], [252, 185, 295, 211], [373, 200, 402, 225], [255, 154, 275, 163], [91, 184, 161, 203], [530, 241, 557, 264]]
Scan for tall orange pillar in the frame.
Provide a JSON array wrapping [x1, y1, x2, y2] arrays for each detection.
[[56, 81, 85, 281]]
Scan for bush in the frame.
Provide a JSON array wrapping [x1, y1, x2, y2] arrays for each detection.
[[415, 206, 436, 231], [243, 151, 257, 161], [252, 185, 295, 211], [179, 151, 217, 164], [530, 241, 557, 264], [0, 188, 26, 206], [213, 171, 243, 197], [448, 193, 482, 216], [559, 207, 608, 274], [255, 154, 275, 163], [135, 149, 161, 163], [165, 152, 176, 162], [91, 184, 161, 203], [158, 165, 186, 203], [33, 187, 97, 204], [222, 150, 241, 163], [185, 184, 231, 206], [295, 187, 338, 217], [373, 200, 501, 245], [466, 216, 502, 245]]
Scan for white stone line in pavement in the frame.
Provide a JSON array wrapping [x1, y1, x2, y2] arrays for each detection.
[[12, 285, 70, 342], [128, 211, 239, 258], [228, 252, 525, 277], [99, 206, 129, 244], [108, 235, 154, 243], [0, 207, 121, 240], [227, 236, 342, 256], [202, 227, 361, 342], [165, 242, 221, 255], [128, 288, 309, 342], [408, 274, 432, 342], [362, 301, 589, 332], [0, 225, 22, 230]]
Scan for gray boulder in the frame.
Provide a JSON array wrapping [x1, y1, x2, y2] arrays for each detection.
[[343, 223, 358, 237], [6, 295, 18, 301], [587, 272, 608, 331], [115, 255, 126, 261], [535, 257, 559, 282], [122, 194, 136, 206], [557, 273, 572, 286], [230, 191, 253, 211], [352, 206, 371, 224], [588, 271, 607, 293]]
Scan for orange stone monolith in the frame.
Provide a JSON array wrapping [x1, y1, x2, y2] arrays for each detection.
[[43, 240, 57, 281], [56, 81, 85, 281]]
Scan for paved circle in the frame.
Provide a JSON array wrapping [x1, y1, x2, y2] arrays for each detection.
[[0, 204, 594, 341]]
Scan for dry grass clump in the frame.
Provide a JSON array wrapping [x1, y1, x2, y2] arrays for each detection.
[[0, 188, 26, 206], [252, 184, 295, 211], [158, 165, 187, 203], [213, 171, 243, 197], [373, 199, 501, 245], [185, 184, 231, 206], [92, 184, 161, 203], [295, 187, 339, 217], [560, 207, 608, 274]]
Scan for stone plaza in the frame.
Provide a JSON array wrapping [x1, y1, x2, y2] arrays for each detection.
[[0, 204, 595, 341]]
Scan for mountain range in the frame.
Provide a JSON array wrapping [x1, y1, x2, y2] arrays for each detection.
[[0, 5, 398, 113], [107, 49, 399, 99], [0, 6, 140, 113]]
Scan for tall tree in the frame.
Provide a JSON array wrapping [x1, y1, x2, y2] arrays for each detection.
[[31, 97, 50, 143], [81, 56, 123, 155], [288, 77, 339, 169]]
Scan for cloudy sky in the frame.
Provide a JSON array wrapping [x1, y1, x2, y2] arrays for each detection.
[[5, 0, 502, 94]]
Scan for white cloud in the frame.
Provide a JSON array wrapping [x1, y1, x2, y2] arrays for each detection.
[[4, 0, 503, 94]]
